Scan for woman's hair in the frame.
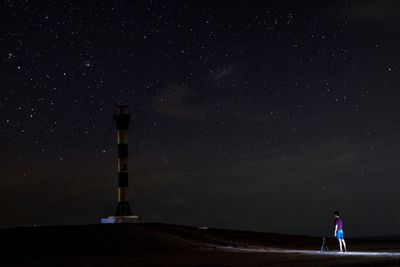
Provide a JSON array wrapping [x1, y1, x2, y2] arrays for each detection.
[[333, 211, 339, 216]]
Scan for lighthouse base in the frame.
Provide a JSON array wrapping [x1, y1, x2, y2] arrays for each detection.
[[100, 215, 141, 224], [115, 201, 132, 216]]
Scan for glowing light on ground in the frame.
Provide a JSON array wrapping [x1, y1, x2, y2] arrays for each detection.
[[217, 246, 400, 258]]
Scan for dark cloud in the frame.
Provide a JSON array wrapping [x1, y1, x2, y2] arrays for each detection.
[[348, 0, 400, 21], [152, 84, 198, 121]]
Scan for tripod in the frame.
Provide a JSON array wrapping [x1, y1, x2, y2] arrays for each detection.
[[320, 237, 329, 253]]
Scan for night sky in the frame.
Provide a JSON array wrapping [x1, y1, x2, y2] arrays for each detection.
[[1, 0, 400, 237]]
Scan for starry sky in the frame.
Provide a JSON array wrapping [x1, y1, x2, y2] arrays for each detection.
[[1, 0, 400, 237]]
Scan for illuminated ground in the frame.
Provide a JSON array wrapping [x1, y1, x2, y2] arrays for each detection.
[[220, 246, 400, 257], [0, 223, 399, 266]]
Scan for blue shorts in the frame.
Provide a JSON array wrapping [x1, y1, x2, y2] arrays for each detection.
[[336, 229, 344, 240]]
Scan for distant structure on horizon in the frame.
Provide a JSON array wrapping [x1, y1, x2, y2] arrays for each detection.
[[101, 105, 141, 223]]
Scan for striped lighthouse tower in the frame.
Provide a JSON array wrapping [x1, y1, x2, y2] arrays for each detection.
[[101, 105, 140, 224], [114, 105, 131, 216]]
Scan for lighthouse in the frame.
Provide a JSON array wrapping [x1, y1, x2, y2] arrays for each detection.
[[101, 105, 140, 223], [114, 105, 131, 216]]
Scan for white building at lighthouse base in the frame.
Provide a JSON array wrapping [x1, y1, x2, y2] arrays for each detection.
[[100, 215, 141, 224]]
